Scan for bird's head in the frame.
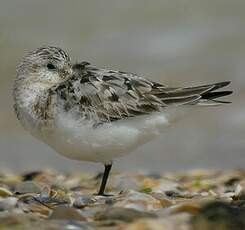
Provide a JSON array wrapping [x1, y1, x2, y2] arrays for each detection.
[[16, 46, 72, 88]]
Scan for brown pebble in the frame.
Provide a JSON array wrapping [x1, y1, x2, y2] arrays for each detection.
[[49, 206, 86, 221], [95, 207, 157, 222], [15, 181, 41, 194], [0, 187, 13, 197]]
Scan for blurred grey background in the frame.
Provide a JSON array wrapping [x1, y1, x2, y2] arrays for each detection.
[[0, 0, 244, 173]]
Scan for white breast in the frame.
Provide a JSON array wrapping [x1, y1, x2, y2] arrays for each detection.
[[40, 107, 186, 163]]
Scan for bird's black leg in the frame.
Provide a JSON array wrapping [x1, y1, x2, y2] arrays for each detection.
[[98, 163, 112, 196]]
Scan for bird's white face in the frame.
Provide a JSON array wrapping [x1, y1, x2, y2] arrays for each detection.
[[16, 46, 73, 87]]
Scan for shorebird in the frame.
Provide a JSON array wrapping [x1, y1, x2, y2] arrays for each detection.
[[13, 46, 232, 195]]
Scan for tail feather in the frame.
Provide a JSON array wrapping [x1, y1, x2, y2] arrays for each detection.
[[209, 81, 231, 91], [197, 82, 232, 105], [154, 81, 232, 106], [202, 90, 233, 100]]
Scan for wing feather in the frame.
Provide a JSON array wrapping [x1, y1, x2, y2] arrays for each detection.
[[52, 63, 231, 124]]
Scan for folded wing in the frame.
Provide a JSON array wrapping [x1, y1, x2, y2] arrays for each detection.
[[54, 62, 232, 123]]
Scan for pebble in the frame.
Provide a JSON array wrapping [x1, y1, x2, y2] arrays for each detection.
[[192, 201, 245, 230], [49, 206, 87, 221], [150, 192, 173, 207], [110, 174, 141, 191], [73, 195, 95, 208], [95, 207, 157, 222], [0, 169, 244, 229], [0, 197, 18, 211], [15, 181, 42, 194], [127, 219, 166, 230], [127, 213, 190, 230], [115, 190, 162, 211], [0, 187, 13, 197], [170, 202, 201, 215], [0, 215, 24, 226]]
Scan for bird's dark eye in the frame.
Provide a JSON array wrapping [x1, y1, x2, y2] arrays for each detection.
[[47, 63, 56, 70]]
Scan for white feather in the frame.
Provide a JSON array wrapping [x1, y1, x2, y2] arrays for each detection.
[[39, 106, 186, 163]]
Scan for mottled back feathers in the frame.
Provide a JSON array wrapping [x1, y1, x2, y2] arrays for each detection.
[[51, 62, 232, 124]]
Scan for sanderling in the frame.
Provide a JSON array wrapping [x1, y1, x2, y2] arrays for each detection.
[[13, 46, 232, 195]]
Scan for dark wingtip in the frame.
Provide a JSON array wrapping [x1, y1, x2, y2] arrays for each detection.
[[221, 81, 231, 86], [202, 90, 233, 100], [223, 90, 233, 96], [212, 81, 231, 90], [215, 90, 233, 97], [212, 100, 232, 104]]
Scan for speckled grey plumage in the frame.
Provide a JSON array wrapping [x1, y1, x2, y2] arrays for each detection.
[[13, 46, 232, 128]]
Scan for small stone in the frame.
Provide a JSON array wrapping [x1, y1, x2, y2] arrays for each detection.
[[151, 193, 173, 208], [142, 178, 159, 190], [127, 219, 166, 230], [15, 181, 41, 194], [192, 201, 245, 230], [0, 187, 13, 197], [22, 171, 43, 181], [232, 183, 245, 200], [0, 197, 18, 211], [140, 187, 152, 194], [0, 215, 25, 226], [110, 174, 141, 191], [18, 196, 52, 216], [73, 195, 95, 208], [171, 203, 201, 215], [127, 214, 191, 230], [224, 177, 241, 186], [165, 190, 193, 198], [115, 191, 162, 211], [49, 206, 86, 221], [153, 178, 179, 192], [36, 196, 70, 208], [95, 207, 157, 222]]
